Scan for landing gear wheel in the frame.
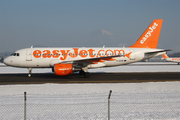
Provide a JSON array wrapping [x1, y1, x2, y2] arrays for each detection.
[[84, 72, 91, 78], [28, 74, 31, 77], [28, 68, 32, 77], [79, 70, 85, 75], [178, 63, 180, 65]]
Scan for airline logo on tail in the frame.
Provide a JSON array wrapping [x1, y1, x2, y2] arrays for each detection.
[[129, 19, 163, 49], [140, 22, 158, 44]]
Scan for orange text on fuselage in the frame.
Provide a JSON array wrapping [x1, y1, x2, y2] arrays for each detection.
[[33, 48, 131, 60], [172, 58, 180, 61]]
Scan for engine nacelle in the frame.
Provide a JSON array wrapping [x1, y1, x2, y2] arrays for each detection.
[[54, 64, 73, 76]]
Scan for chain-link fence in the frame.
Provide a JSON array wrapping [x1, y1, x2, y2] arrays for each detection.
[[1, 91, 180, 120]]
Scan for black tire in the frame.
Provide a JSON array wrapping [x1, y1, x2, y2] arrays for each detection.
[[84, 72, 91, 78]]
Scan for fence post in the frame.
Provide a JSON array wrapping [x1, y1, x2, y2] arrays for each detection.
[[24, 92, 27, 120], [108, 90, 112, 120]]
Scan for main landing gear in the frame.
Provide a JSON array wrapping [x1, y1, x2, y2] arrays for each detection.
[[79, 69, 91, 78], [28, 68, 32, 77], [84, 72, 91, 78]]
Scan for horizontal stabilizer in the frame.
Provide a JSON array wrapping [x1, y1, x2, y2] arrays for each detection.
[[145, 49, 173, 55]]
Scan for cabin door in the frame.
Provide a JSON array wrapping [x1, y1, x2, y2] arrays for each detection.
[[26, 50, 32, 61]]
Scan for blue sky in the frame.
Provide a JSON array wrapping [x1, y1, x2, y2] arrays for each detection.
[[0, 0, 179, 52]]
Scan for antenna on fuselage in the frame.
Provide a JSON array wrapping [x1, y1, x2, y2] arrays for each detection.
[[103, 45, 105, 48], [31, 45, 33, 48]]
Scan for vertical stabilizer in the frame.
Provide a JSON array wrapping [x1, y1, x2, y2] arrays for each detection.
[[162, 54, 169, 58], [129, 19, 163, 48]]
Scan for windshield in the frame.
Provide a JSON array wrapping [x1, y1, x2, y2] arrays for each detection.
[[11, 53, 20, 56]]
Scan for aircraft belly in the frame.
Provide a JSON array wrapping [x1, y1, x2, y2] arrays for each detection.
[[87, 63, 106, 68], [104, 59, 129, 67]]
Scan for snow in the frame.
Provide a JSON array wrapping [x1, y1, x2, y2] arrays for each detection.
[[0, 62, 180, 119], [1, 82, 180, 95], [1, 83, 180, 119]]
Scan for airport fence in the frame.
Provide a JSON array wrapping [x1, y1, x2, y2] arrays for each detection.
[[1, 91, 180, 120]]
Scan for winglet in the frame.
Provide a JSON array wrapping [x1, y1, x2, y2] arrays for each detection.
[[129, 19, 163, 49], [162, 54, 169, 58]]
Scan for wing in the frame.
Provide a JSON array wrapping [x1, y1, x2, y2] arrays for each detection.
[[58, 54, 124, 68]]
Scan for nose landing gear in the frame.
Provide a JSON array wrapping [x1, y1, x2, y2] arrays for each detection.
[[28, 68, 32, 77]]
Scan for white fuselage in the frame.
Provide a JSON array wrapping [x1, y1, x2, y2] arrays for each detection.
[[4, 47, 166, 69], [163, 58, 180, 63]]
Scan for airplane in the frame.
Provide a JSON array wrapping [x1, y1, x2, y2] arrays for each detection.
[[161, 53, 180, 65], [3, 19, 171, 78]]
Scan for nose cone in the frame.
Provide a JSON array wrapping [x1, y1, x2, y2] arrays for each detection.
[[3, 57, 11, 66]]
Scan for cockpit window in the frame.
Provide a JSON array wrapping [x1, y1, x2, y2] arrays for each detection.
[[10, 53, 14, 56], [11, 53, 20, 56]]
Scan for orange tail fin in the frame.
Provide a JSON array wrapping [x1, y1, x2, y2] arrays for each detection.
[[129, 19, 163, 49], [162, 54, 169, 58]]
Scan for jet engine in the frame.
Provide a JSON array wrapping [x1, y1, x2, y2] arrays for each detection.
[[54, 64, 74, 76]]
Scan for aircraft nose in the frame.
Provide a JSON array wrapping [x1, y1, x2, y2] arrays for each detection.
[[3, 57, 11, 66]]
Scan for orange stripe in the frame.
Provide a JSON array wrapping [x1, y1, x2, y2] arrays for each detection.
[[91, 62, 98, 64], [102, 58, 116, 61], [87, 59, 105, 62], [124, 52, 132, 59]]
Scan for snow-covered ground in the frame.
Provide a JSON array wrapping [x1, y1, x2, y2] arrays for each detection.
[[1, 82, 180, 95], [0, 62, 180, 119], [1, 82, 180, 120]]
